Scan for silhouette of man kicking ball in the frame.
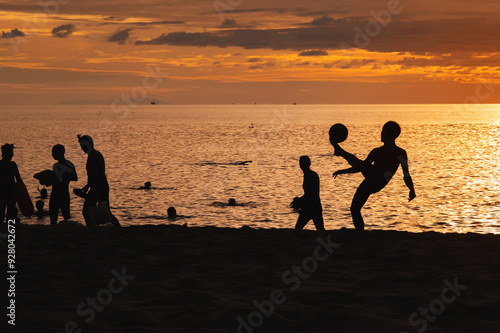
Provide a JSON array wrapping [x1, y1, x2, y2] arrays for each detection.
[[331, 121, 416, 231]]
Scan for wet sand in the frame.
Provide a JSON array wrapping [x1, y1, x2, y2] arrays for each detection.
[[9, 225, 500, 332]]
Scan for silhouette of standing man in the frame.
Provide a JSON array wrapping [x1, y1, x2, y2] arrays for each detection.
[[331, 121, 416, 231], [78, 135, 120, 226], [0, 144, 21, 223], [291, 155, 325, 231]]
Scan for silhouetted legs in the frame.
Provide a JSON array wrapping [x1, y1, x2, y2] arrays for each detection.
[[333, 143, 375, 231], [82, 200, 120, 227], [49, 191, 70, 225], [0, 195, 16, 223], [350, 181, 373, 231], [295, 211, 325, 231]]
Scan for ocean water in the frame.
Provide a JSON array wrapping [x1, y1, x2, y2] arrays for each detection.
[[1, 104, 500, 234]]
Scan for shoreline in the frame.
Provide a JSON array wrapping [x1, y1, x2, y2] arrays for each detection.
[[8, 225, 500, 332]]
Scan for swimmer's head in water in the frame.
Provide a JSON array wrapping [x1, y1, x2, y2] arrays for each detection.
[[228, 198, 236, 206], [40, 188, 48, 198], [78, 135, 94, 153], [52, 144, 65, 160], [1, 143, 14, 160], [299, 155, 311, 171], [381, 121, 401, 142], [167, 206, 177, 218], [144, 181, 151, 189], [36, 200, 44, 211]]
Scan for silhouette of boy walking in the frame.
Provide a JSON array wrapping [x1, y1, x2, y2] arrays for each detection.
[[331, 121, 416, 231], [50, 144, 77, 225], [291, 156, 325, 231]]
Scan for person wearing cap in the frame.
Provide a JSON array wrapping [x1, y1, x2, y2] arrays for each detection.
[[78, 135, 120, 226], [0, 144, 22, 223]]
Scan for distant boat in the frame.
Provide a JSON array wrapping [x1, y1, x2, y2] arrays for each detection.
[[293, 102, 297, 105], [249, 123, 254, 129], [151, 101, 156, 105]]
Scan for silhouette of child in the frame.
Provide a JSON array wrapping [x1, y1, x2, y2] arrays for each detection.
[[0, 144, 21, 224], [39, 187, 48, 199], [291, 156, 325, 231], [35, 200, 50, 219], [50, 144, 77, 225], [331, 121, 416, 231]]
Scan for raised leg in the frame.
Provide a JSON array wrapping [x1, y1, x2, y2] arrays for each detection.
[[332, 142, 363, 167]]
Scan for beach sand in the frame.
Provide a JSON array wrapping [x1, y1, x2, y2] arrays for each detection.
[[7, 225, 500, 332]]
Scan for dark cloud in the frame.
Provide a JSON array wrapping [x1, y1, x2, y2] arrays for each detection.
[[302, 15, 337, 26], [104, 16, 126, 21], [107, 28, 133, 45], [247, 58, 261, 62], [1, 29, 25, 39], [295, 9, 351, 17], [131, 20, 185, 26], [51, 24, 77, 38], [209, 7, 288, 15], [299, 49, 328, 56], [135, 17, 500, 55], [322, 59, 376, 69], [219, 19, 253, 29], [249, 61, 275, 70]]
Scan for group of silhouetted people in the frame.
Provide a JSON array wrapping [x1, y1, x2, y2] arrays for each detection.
[[3, 121, 416, 231], [0, 135, 121, 227], [292, 121, 416, 231]]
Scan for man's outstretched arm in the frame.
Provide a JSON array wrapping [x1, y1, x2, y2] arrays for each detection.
[[333, 166, 359, 178], [400, 151, 416, 201]]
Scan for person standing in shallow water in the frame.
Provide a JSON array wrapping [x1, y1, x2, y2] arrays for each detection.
[[50, 144, 77, 225], [331, 121, 416, 231], [291, 155, 325, 231], [78, 135, 120, 226], [0, 144, 21, 223]]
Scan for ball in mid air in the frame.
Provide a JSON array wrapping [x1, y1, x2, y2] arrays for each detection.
[[329, 123, 348, 143]]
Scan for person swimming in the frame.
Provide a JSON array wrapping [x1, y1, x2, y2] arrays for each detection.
[[35, 200, 50, 219], [139, 181, 152, 189], [167, 206, 177, 219]]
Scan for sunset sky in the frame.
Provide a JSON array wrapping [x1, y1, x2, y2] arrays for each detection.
[[1, 0, 500, 105]]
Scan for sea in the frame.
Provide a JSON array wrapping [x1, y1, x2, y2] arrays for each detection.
[[1, 104, 500, 234]]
